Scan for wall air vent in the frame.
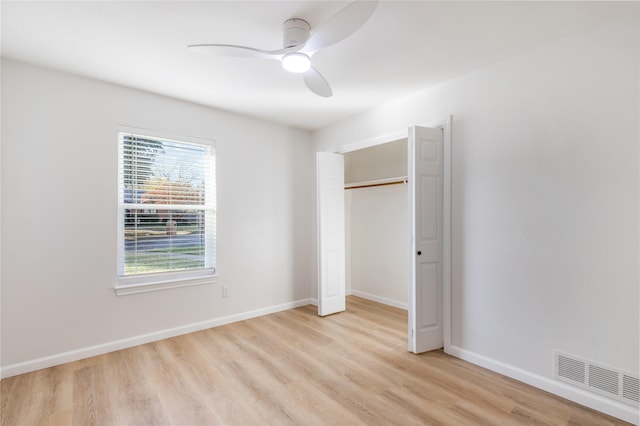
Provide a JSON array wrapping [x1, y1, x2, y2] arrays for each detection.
[[622, 375, 640, 404], [554, 351, 639, 407], [589, 364, 619, 395], [557, 354, 586, 384]]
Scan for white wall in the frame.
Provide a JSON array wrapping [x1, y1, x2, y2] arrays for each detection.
[[0, 59, 314, 372], [315, 5, 639, 421], [0, 61, 3, 373]]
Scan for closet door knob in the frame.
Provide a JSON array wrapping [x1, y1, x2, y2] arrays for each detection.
[[417, 251, 422, 256]]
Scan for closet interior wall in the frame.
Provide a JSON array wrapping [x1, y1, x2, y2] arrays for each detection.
[[344, 139, 409, 310]]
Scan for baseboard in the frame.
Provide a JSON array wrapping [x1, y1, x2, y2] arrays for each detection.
[[351, 290, 408, 310], [447, 345, 639, 425], [1, 298, 315, 379]]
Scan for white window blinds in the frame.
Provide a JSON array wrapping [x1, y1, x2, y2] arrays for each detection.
[[118, 132, 216, 280]]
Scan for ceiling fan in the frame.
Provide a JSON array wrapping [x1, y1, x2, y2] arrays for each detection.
[[187, 1, 379, 97]]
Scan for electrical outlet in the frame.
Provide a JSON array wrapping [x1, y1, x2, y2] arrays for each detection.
[[222, 286, 230, 298]]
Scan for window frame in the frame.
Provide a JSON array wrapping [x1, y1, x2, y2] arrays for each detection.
[[115, 126, 217, 295]]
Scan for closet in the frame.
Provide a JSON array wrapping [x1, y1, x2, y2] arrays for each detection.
[[344, 138, 409, 310]]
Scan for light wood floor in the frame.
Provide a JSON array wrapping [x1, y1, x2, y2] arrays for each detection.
[[0, 296, 630, 425]]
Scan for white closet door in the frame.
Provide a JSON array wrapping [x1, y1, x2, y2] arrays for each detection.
[[408, 126, 444, 353], [317, 152, 346, 316]]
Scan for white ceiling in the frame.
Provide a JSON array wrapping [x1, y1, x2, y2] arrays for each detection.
[[1, 1, 616, 131]]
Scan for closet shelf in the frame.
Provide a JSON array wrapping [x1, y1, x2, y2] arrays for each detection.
[[344, 176, 408, 190]]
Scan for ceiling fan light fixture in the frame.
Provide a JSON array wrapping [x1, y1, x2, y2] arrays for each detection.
[[188, 1, 379, 96], [282, 52, 311, 73]]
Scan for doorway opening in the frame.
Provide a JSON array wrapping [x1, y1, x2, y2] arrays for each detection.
[[317, 119, 452, 354], [344, 139, 409, 311]]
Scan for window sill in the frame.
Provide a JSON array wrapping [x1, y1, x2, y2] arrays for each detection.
[[114, 273, 218, 296]]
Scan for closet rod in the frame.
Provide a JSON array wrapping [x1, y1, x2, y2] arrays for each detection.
[[344, 178, 408, 190]]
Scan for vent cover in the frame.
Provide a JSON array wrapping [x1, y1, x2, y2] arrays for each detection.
[[554, 351, 639, 407], [589, 365, 619, 395], [558, 354, 586, 384], [623, 375, 640, 403]]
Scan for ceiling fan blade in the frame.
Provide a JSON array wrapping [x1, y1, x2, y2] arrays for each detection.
[[303, 67, 333, 97], [188, 43, 297, 59], [303, 0, 378, 53]]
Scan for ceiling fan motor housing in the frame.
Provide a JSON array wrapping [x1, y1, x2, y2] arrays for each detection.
[[283, 19, 310, 48]]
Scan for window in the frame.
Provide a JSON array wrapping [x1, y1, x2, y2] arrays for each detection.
[[117, 130, 216, 292]]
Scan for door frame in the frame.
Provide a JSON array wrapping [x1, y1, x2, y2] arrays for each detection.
[[329, 116, 452, 353]]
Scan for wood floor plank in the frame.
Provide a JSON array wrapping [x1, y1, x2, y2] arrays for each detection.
[[72, 360, 115, 426], [0, 296, 632, 426], [103, 346, 170, 426], [0, 371, 30, 426]]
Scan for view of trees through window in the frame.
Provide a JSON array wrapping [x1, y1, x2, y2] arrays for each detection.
[[119, 133, 215, 277]]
